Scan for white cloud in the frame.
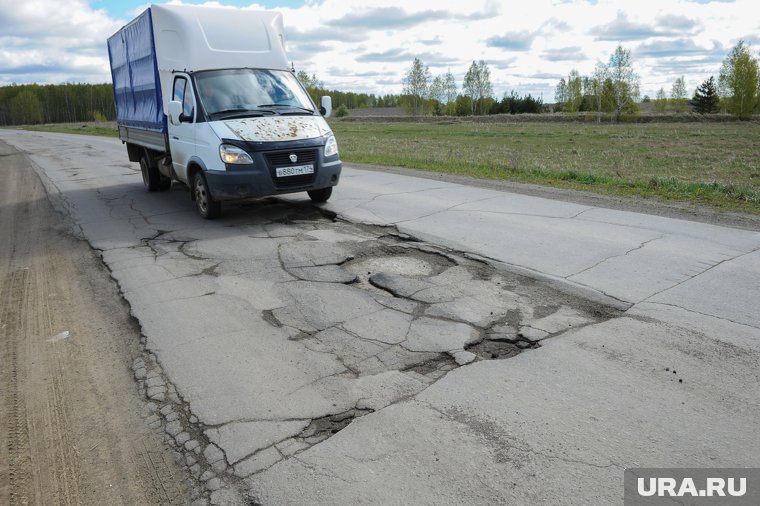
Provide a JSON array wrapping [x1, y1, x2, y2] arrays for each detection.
[[0, 0, 124, 84], [0, 0, 756, 97]]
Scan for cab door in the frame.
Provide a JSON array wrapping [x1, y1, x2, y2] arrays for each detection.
[[168, 74, 196, 184]]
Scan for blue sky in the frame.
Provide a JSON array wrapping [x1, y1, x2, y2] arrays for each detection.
[[1, 0, 758, 100], [91, 0, 308, 17]]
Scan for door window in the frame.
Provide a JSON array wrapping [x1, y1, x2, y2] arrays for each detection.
[[172, 77, 194, 119]]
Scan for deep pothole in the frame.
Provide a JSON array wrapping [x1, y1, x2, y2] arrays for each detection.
[[297, 408, 374, 445], [466, 339, 538, 360], [343, 240, 458, 296], [267, 221, 622, 386]]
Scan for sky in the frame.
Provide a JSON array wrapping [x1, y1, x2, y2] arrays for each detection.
[[0, 0, 758, 101]]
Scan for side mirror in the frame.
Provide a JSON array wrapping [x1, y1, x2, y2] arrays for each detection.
[[320, 96, 332, 118], [168, 101, 182, 126]]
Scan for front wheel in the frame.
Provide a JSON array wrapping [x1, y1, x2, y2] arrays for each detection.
[[193, 172, 222, 219], [307, 187, 332, 203]]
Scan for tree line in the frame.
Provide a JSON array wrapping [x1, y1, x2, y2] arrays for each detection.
[[554, 45, 641, 122], [0, 83, 115, 126], [0, 77, 396, 126], [296, 71, 400, 116], [399, 59, 543, 117], [555, 40, 759, 119], [3, 40, 756, 126]]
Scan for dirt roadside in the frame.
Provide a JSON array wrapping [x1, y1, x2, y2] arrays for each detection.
[[0, 142, 191, 505]]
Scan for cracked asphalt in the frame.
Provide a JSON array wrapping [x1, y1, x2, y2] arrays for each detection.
[[2, 129, 760, 505]]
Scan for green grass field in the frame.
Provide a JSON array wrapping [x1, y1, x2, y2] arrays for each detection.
[[15, 119, 760, 213], [19, 122, 119, 138], [331, 121, 760, 214]]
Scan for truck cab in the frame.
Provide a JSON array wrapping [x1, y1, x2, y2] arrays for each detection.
[[107, 5, 341, 219]]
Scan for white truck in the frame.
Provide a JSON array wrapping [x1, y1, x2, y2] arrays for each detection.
[[107, 4, 341, 218]]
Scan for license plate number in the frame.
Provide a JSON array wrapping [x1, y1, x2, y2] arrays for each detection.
[[276, 164, 314, 177]]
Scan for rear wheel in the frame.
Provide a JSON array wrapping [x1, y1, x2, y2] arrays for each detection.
[[140, 154, 171, 191], [307, 187, 332, 203], [193, 172, 221, 219]]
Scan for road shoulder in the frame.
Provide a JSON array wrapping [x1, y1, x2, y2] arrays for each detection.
[[0, 141, 192, 505]]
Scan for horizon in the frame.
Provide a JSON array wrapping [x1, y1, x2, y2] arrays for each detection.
[[1, 0, 758, 99]]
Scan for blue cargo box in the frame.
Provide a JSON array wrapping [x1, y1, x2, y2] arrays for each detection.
[[107, 9, 166, 133]]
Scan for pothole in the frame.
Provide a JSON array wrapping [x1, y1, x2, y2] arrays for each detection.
[[349, 255, 439, 277], [403, 355, 458, 380], [343, 241, 457, 297], [261, 310, 282, 328], [296, 408, 374, 445], [466, 339, 538, 360], [117, 200, 625, 503]]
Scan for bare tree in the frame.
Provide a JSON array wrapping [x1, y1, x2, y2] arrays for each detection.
[[671, 76, 688, 112], [654, 87, 668, 112], [443, 70, 458, 115], [590, 62, 608, 122], [554, 78, 567, 112]]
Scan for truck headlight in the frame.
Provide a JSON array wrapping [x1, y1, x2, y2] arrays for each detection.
[[219, 144, 253, 165], [324, 135, 339, 158]]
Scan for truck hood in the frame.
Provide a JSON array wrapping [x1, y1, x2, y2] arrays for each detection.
[[217, 116, 332, 143]]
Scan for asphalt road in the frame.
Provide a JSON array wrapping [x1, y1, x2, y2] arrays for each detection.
[[1, 129, 758, 505]]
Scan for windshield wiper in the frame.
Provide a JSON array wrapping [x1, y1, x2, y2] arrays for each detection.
[[257, 104, 315, 114], [211, 108, 276, 119]]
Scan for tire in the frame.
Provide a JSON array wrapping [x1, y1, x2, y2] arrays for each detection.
[[140, 155, 171, 192], [307, 186, 332, 203], [193, 172, 221, 219]]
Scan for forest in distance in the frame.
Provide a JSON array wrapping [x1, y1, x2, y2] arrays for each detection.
[[2, 39, 758, 128], [0, 81, 397, 127]]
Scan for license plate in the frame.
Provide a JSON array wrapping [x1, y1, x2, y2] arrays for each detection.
[[276, 164, 314, 177]]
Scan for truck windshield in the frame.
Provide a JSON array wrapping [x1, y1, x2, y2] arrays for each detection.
[[195, 69, 315, 118]]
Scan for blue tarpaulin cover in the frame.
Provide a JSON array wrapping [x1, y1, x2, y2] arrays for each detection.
[[107, 9, 166, 132]]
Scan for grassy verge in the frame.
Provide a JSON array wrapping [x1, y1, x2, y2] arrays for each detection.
[[18, 122, 119, 137], [330, 121, 760, 214]]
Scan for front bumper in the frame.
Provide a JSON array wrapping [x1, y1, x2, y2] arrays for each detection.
[[205, 160, 341, 201], [204, 137, 342, 201]]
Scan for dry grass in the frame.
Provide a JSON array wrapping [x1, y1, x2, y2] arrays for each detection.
[[330, 121, 760, 213]]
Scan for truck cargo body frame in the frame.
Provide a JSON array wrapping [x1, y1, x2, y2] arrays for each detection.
[[119, 126, 168, 159]]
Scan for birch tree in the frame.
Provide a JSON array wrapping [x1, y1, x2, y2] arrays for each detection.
[[607, 45, 640, 121], [589, 62, 608, 121], [565, 69, 583, 113], [671, 76, 688, 112], [443, 70, 457, 115], [463, 60, 493, 115], [402, 58, 430, 116], [719, 40, 759, 118]]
